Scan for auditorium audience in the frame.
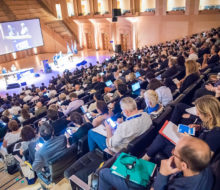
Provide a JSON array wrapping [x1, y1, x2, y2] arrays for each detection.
[[0, 27, 219, 189]]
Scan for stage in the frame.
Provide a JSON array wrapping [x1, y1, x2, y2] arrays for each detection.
[[0, 50, 112, 97]]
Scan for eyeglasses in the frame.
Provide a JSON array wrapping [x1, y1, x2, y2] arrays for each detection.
[[171, 149, 188, 167]]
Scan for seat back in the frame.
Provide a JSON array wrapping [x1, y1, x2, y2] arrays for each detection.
[[127, 125, 157, 158], [48, 144, 78, 183], [78, 135, 89, 157], [7, 139, 23, 154], [211, 149, 220, 190], [22, 116, 38, 126], [153, 106, 173, 129]]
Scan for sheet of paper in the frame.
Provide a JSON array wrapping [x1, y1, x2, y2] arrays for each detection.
[[185, 107, 197, 116], [92, 124, 107, 137]]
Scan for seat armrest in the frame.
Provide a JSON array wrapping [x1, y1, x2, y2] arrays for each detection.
[[69, 175, 90, 190]]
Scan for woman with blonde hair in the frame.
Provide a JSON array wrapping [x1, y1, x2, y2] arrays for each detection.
[[142, 95, 220, 161], [176, 59, 200, 92], [144, 90, 164, 118]]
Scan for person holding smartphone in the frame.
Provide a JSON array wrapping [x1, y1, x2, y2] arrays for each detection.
[[32, 122, 67, 173]]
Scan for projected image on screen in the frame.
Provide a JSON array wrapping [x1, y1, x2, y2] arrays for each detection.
[[0, 18, 44, 55]]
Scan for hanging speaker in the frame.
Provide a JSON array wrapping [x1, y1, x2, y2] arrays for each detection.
[[112, 16, 117, 22], [112, 9, 121, 17]]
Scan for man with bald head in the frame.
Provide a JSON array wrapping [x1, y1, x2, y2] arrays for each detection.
[[35, 101, 47, 117], [154, 136, 214, 190]]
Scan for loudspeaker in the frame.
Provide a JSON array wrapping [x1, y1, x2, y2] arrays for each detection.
[[35, 73, 40, 77], [112, 9, 121, 17], [112, 16, 117, 22], [115, 44, 122, 53]]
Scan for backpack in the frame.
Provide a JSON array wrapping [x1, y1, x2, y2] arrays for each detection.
[[4, 154, 19, 175]]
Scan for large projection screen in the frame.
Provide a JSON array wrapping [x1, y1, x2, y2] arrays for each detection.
[[0, 18, 44, 56]]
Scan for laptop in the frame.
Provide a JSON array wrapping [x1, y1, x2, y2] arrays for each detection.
[[132, 82, 141, 92], [135, 72, 141, 78], [105, 80, 113, 87]]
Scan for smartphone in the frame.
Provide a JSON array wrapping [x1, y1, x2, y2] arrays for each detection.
[[178, 124, 195, 136], [80, 106, 86, 114], [138, 55, 141, 59], [86, 112, 92, 120], [106, 118, 117, 129], [66, 128, 73, 135]]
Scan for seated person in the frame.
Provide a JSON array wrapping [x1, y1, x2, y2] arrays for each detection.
[[161, 57, 178, 79], [18, 108, 34, 123], [98, 136, 213, 190], [176, 60, 200, 93], [34, 101, 47, 117], [32, 122, 67, 173], [201, 45, 219, 70], [74, 84, 84, 96], [66, 112, 93, 145], [20, 125, 37, 156], [86, 100, 110, 128], [47, 109, 69, 136], [61, 92, 84, 116], [2, 120, 21, 149], [143, 95, 220, 161], [111, 83, 129, 115], [153, 136, 213, 190], [88, 92, 102, 112], [88, 97, 152, 153], [104, 79, 123, 103], [144, 90, 164, 119], [148, 79, 173, 106], [58, 93, 70, 106]]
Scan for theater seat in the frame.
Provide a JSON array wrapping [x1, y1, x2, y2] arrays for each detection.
[[127, 125, 157, 158], [37, 144, 78, 185], [77, 135, 89, 157], [153, 106, 173, 129]]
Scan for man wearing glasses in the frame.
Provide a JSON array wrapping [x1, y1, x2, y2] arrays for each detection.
[[153, 136, 214, 190]]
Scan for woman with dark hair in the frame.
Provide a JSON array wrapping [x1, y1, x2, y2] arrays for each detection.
[[18, 108, 34, 123], [91, 100, 110, 127], [66, 112, 93, 145], [2, 120, 21, 148], [20, 125, 37, 155]]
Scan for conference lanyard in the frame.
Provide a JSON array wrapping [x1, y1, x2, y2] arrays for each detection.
[[126, 114, 142, 121]]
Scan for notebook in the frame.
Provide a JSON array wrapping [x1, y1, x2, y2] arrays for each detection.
[[92, 124, 107, 137], [159, 120, 182, 145], [111, 152, 156, 187]]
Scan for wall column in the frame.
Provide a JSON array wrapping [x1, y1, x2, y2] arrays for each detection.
[[60, 0, 68, 19], [76, 0, 82, 15]]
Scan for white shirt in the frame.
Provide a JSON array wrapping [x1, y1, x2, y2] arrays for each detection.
[[23, 95, 33, 102], [155, 86, 173, 106], [107, 112, 152, 153], [9, 106, 21, 115], [4, 131, 21, 146], [188, 53, 198, 61]]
